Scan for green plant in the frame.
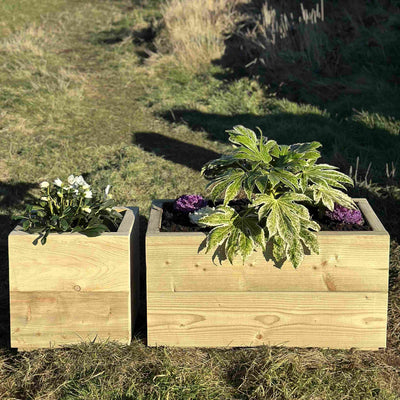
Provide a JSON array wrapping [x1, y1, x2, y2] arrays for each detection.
[[199, 125, 355, 268], [14, 175, 123, 244]]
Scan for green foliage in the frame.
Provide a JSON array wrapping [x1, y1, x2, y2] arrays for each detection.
[[200, 125, 355, 267], [13, 175, 123, 245]]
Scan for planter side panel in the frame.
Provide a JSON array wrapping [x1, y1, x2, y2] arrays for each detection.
[[147, 292, 388, 349], [147, 234, 389, 293], [11, 291, 130, 349], [9, 235, 130, 292]]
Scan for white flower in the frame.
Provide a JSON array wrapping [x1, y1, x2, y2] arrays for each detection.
[[82, 183, 90, 190], [54, 178, 63, 187], [104, 185, 112, 200], [82, 207, 91, 214], [84, 190, 93, 199], [40, 196, 49, 201], [75, 175, 88, 187], [40, 181, 49, 189], [67, 175, 75, 185]]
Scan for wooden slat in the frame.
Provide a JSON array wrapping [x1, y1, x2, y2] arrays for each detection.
[[355, 198, 387, 232], [146, 199, 389, 293], [10, 291, 130, 348], [9, 235, 130, 292], [147, 292, 388, 349], [147, 233, 389, 292], [130, 207, 141, 331]]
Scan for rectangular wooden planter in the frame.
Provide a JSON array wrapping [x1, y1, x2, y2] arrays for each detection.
[[9, 207, 140, 350], [146, 199, 389, 349]]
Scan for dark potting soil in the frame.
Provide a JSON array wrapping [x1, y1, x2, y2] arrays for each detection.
[[160, 200, 372, 232]]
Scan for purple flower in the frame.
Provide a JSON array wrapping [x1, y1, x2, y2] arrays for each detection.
[[174, 195, 207, 213], [326, 204, 364, 225]]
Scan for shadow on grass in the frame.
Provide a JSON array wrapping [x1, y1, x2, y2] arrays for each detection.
[[160, 108, 400, 174], [133, 131, 221, 171], [0, 182, 37, 348]]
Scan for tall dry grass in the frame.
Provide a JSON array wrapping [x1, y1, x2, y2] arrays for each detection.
[[158, 0, 242, 72], [243, 0, 326, 69]]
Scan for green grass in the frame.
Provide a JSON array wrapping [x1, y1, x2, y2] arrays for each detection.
[[1, 0, 400, 398]]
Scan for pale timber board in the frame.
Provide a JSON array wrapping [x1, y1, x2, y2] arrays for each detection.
[[146, 199, 389, 292], [130, 207, 141, 332], [147, 292, 388, 349], [147, 234, 389, 292], [9, 207, 139, 292], [10, 291, 130, 349]]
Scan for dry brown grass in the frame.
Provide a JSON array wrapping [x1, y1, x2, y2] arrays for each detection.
[[157, 0, 243, 72]]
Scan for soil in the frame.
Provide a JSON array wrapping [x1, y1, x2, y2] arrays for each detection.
[[160, 200, 372, 233]]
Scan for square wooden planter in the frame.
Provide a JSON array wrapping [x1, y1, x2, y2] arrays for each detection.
[[9, 207, 139, 350], [146, 199, 389, 349]]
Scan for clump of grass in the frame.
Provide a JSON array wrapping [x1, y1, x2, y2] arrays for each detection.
[[238, 0, 327, 70], [156, 0, 240, 72]]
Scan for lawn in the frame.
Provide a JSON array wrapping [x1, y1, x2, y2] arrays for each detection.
[[0, 0, 400, 398]]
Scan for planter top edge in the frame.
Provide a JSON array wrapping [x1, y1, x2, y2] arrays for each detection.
[[146, 199, 389, 237], [9, 206, 139, 237]]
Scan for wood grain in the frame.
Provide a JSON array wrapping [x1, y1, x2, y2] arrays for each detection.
[[147, 292, 388, 349], [9, 235, 130, 292], [147, 234, 389, 292], [11, 291, 130, 349], [146, 199, 389, 293]]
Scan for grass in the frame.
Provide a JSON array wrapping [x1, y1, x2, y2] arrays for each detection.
[[0, 0, 400, 398], [154, 0, 239, 72]]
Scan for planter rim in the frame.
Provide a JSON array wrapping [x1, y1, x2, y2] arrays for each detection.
[[9, 206, 138, 237], [147, 199, 388, 237]]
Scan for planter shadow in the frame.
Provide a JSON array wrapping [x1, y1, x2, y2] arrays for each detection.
[[133, 131, 220, 172], [0, 181, 37, 348]]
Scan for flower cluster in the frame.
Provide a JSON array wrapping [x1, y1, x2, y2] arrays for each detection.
[[173, 195, 207, 213], [14, 175, 122, 245], [326, 204, 364, 225]]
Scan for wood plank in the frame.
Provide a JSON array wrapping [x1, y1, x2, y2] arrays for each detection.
[[356, 198, 387, 232], [147, 292, 388, 349], [147, 233, 389, 292], [10, 291, 130, 348], [130, 207, 141, 331], [9, 235, 130, 292]]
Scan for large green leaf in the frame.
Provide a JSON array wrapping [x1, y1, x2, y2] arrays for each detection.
[[286, 237, 304, 268], [198, 206, 235, 227], [200, 205, 264, 264], [311, 184, 355, 210]]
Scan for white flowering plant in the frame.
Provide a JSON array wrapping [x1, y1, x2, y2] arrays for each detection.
[[14, 175, 123, 245]]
